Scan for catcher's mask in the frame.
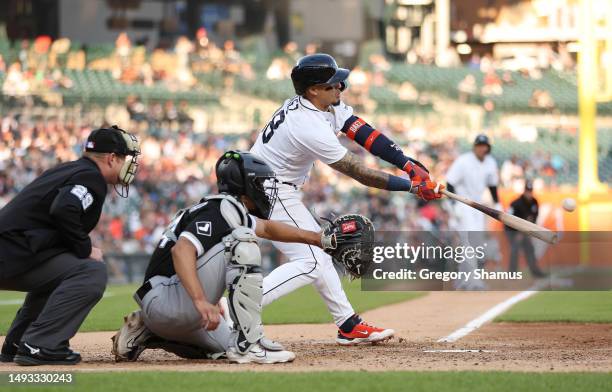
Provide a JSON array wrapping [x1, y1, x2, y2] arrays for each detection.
[[215, 151, 278, 220], [85, 125, 140, 198]]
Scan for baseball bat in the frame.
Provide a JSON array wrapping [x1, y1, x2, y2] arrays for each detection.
[[441, 189, 559, 244]]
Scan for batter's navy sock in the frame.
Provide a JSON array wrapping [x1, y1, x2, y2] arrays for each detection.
[[339, 314, 362, 333]]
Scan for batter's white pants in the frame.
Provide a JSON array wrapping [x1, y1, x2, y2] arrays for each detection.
[[262, 189, 355, 326]]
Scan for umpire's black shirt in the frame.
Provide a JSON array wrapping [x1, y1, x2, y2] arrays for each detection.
[[0, 157, 107, 279], [507, 194, 539, 231]]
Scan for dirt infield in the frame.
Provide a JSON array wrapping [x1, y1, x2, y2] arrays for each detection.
[[2, 291, 611, 373]]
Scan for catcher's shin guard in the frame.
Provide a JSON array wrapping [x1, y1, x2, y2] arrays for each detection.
[[224, 227, 264, 354]]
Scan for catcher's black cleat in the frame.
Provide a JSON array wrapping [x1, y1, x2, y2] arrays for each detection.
[[0, 340, 18, 362], [14, 342, 81, 366]]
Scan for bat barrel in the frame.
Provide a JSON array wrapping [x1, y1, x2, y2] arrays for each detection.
[[442, 189, 558, 245]]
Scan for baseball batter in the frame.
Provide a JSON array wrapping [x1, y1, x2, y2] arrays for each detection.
[[250, 53, 444, 344], [446, 134, 499, 289]]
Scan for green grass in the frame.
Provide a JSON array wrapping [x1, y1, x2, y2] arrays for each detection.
[[3, 371, 611, 392], [0, 280, 420, 333], [496, 291, 612, 323], [263, 278, 421, 324]]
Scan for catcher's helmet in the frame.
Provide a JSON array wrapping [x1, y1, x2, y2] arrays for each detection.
[[291, 53, 350, 95], [473, 134, 491, 153], [215, 151, 278, 219]]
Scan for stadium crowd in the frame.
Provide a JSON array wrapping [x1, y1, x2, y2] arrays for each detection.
[[0, 110, 565, 257], [0, 28, 579, 113], [0, 31, 586, 261]]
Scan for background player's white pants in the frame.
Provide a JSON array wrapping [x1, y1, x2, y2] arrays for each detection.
[[262, 189, 355, 326], [452, 203, 487, 289]]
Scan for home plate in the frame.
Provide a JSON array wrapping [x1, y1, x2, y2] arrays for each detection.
[[423, 349, 497, 353]]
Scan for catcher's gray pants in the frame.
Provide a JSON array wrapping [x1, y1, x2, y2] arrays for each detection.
[[0, 252, 107, 350], [135, 243, 234, 354]]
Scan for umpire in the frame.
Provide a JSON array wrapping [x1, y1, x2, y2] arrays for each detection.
[[506, 180, 546, 278], [0, 125, 140, 366]]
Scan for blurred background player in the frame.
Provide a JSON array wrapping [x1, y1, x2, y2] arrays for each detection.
[[251, 53, 443, 345], [0, 126, 139, 365], [506, 180, 547, 278], [446, 134, 499, 289]]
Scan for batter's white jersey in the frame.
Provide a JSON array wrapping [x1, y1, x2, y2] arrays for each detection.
[[251, 95, 353, 186], [250, 96, 357, 326]]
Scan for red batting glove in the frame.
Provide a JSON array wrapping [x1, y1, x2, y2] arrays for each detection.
[[403, 159, 430, 182], [411, 180, 445, 201]]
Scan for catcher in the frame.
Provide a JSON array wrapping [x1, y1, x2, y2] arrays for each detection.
[[111, 151, 374, 363]]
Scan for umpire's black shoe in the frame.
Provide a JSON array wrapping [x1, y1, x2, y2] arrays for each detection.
[[0, 340, 19, 362], [14, 342, 81, 366]]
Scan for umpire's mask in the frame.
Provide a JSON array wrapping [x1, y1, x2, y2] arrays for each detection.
[[215, 151, 278, 219], [116, 130, 140, 197], [85, 125, 141, 198]]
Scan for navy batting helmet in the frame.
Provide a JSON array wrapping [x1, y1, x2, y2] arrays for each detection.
[[215, 151, 278, 220], [290, 53, 350, 95], [473, 134, 491, 153]]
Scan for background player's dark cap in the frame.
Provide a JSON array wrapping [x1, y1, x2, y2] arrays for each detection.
[[473, 134, 491, 146], [85, 125, 136, 156]]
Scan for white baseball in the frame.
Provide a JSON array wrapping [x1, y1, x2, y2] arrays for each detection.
[[562, 198, 576, 212]]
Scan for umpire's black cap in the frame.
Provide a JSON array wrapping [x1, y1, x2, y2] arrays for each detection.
[[85, 125, 137, 156]]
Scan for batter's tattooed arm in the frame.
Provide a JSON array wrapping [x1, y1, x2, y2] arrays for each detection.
[[329, 151, 390, 189]]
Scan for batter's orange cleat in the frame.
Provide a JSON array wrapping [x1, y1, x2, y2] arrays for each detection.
[[336, 321, 395, 345]]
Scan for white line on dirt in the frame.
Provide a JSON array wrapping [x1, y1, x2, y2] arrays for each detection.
[[423, 349, 497, 353], [437, 290, 537, 343]]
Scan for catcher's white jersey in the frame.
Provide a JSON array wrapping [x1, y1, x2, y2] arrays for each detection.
[[250, 96, 357, 326], [250, 96, 353, 186]]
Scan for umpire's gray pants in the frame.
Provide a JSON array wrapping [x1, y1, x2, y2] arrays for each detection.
[[135, 243, 235, 354], [0, 253, 107, 350]]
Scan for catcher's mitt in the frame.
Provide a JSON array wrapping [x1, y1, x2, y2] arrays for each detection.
[[321, 214, 375, 278]]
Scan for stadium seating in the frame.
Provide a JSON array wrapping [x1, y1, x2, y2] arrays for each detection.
[[386, 63, 611, 115], [59, 69, 218, 106], [457, 128, 612, 184]]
